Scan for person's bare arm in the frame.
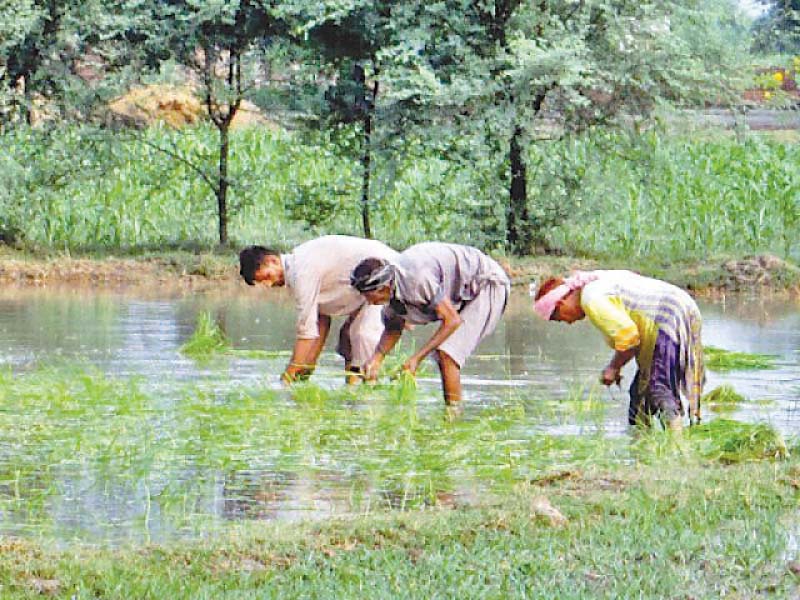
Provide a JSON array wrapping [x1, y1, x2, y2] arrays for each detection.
[[282, 315, 331, 384], [403, 298, 462, 375], [601, 347, 637, 385], [363, 318, 404, 380]]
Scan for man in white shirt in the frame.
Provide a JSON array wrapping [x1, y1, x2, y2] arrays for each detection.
[[239, 235, 399, 384]]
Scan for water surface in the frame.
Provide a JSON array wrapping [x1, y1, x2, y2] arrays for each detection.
[[0, 285, 796, 545]]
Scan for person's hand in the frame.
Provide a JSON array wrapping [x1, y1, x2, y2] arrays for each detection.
[[601, 365, 621, 386], [402, 355, 421, 376], [364, 354, 383, 381]]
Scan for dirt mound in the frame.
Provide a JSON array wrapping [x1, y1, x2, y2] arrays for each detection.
[[108, 84, 274, 129], [721, 254, 800, 289], [108, 85, 202, 128]]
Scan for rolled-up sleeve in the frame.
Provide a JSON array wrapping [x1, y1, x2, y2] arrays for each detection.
[[398, 274, 444, 316], [293, 278, 322, 339], [583, 296, 640, 351]]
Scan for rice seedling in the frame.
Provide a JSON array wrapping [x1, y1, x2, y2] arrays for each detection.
[[702, 384, 744, 403], [0, 359, 795, 552], [179, 311, 231, 357], [390, 370, 418, 403], [687, 419, 788, 463], [704, 346, 778, 371]]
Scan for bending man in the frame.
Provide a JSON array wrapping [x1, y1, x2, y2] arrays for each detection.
[[351, 242, 510, 404], [239, 235, 398, 384], [533, 270, 704, 430]]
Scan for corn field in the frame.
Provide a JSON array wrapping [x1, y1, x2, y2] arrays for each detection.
[[1, 124, 797, 261]]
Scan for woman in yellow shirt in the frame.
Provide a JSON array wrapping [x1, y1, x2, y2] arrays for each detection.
[[533, 270, 704, 430]]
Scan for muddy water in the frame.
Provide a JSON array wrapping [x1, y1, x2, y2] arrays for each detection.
[[0, 285, 797, 545]]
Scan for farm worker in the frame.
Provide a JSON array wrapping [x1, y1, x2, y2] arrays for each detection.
[[238, 235, 399, 384], [350, 242, 510, 405], [533, 270, 705, 430]]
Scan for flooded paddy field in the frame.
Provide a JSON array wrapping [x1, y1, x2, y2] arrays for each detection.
[[0, 285, 797, 546]]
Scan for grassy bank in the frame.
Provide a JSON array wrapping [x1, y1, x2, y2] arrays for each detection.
[[0, 449, 797, 598]]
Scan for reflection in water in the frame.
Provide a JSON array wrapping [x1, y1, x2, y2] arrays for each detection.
[[0, 284, 796, 545]]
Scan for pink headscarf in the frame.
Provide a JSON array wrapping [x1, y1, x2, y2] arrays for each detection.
[[533, 270, 601, 320]]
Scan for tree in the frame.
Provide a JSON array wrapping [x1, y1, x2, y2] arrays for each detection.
[[287, 1, 396, 239], [752, 0, 800, 53], [380, 0, 743, 254], [0, 0, 147, 125], [132, 0, 288, 245]]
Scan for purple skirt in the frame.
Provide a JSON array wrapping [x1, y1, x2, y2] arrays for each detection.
[[628, 330, 684, 425]]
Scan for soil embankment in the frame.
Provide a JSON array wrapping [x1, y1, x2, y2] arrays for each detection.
[[0, 250, 797, 295]]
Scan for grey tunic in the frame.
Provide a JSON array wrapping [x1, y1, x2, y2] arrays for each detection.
[[383, 242, 510, 367], [281, 235, 398, 366]]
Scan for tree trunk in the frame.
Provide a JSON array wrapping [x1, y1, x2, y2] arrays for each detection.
[[217, 125, 229, 245], [506, 124, 530, 255], [360, 112, 372, 239]]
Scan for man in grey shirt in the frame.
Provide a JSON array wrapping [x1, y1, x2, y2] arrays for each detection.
[[350, 242, 510, 404], [239, 235, 399, 384]]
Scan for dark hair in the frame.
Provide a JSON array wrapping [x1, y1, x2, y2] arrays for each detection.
[[351, 258, 386, 285], [238, 245, 279, 285], [534, 277, 565, 301]]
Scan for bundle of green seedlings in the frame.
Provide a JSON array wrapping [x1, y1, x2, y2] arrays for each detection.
[[701, 383, 746, 414], [179, 311, 289, 360], [704, 345, 777, 371]]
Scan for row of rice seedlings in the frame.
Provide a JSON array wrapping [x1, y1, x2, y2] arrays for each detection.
[[0, 362, 793, 540], [179, 311, 291, 361], [179, 312, 231, 357]]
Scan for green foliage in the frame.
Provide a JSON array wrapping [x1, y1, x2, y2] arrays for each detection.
[[0, 0, 148, 124], [2, 123, 799, 262], [551, 130, 800, 260], [704, 346, 778, 371], [374, 0, 749, 253], [752, 0, 800, 54]]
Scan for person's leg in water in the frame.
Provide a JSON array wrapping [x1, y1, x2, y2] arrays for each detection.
[[337, 313, 361, 384], [338, 304, 384, 385], [434, 349, 462, 405], [434, 282, 507, 406], [628, 371, 651, 427], [649, 381, 684, 431], [649, 332, 685, 431]]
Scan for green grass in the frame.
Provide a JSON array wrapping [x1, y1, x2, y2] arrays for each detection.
[[0, 441, 797, 598], [704, 345, 778, 371]]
